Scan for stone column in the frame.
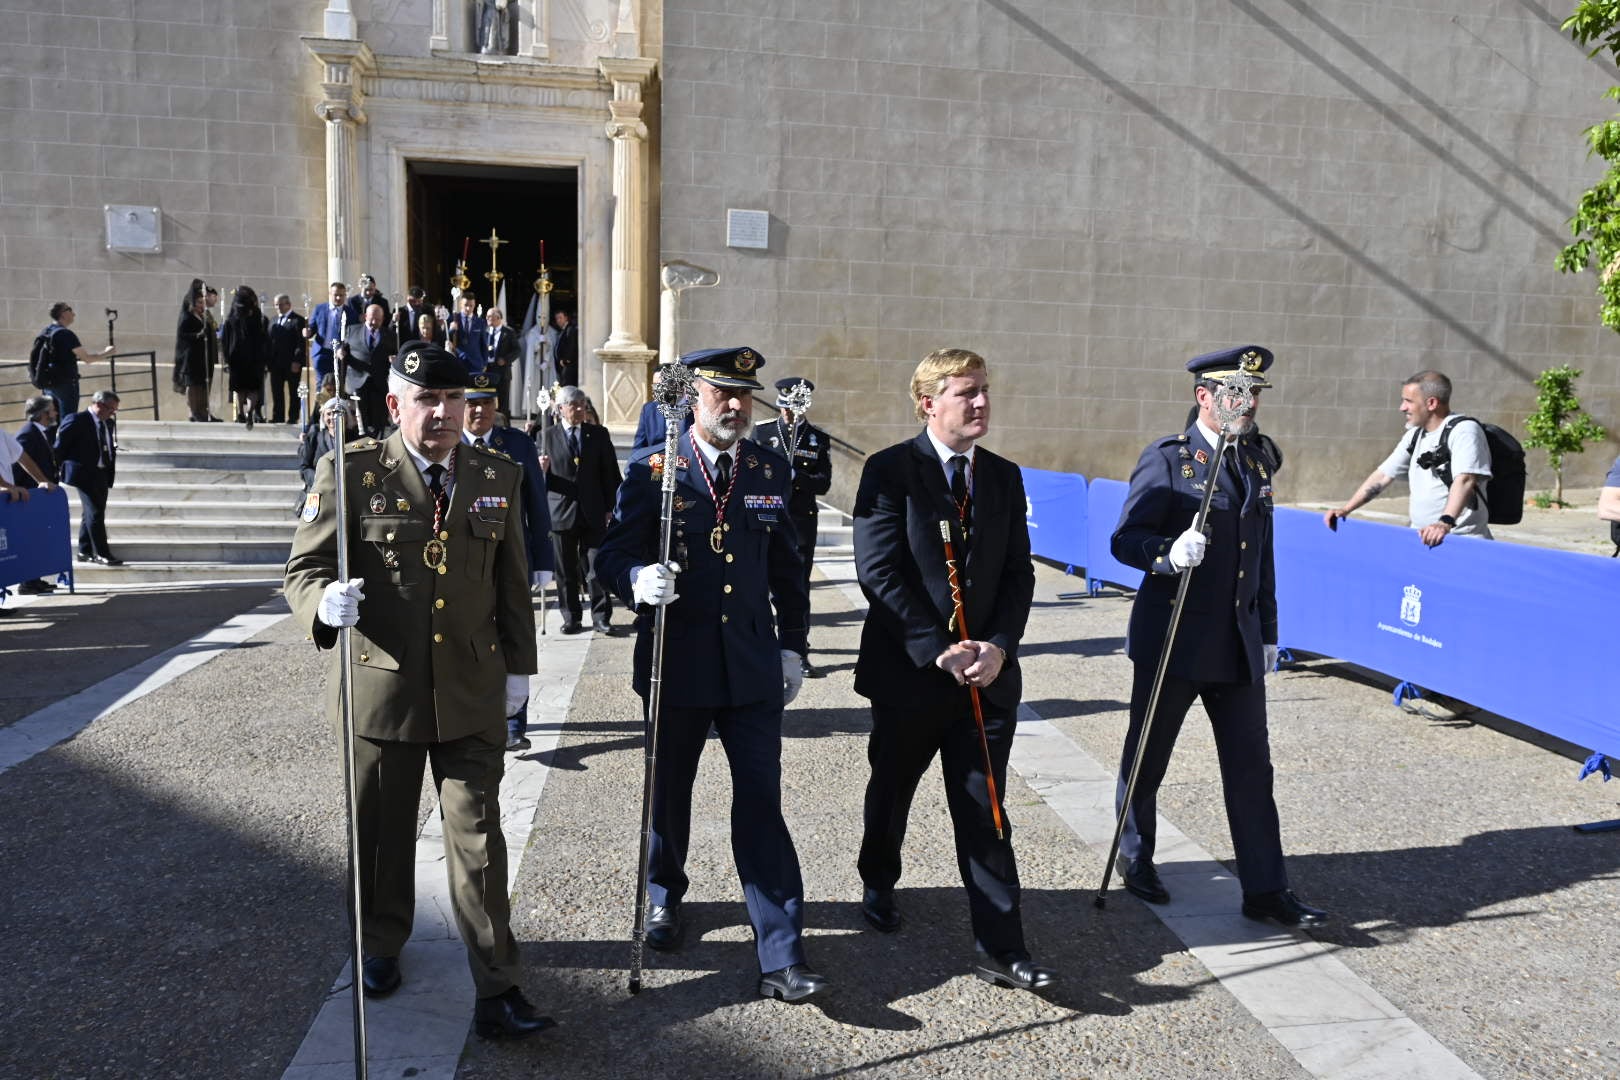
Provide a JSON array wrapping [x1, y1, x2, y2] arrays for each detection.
[[594, 56, 658, 429], [305, 39, 375, 287]]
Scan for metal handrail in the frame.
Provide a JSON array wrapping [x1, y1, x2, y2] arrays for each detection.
[[104, 350, 161, 419]]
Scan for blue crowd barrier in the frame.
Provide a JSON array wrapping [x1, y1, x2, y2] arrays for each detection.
[[0, 487, 72, 592], [1021, 467, 1088, 570], [1274, 509, 1619, 760], [1083, 477, 1144, 594]]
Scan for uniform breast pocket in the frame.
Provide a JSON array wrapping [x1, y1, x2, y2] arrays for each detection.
[[463, 514, 504, 581], [361, 517, 427, 586]]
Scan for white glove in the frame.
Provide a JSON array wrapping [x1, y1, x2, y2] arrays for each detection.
[[782, 650, 804, 706], [318, 578, 365, 628], [531, 569, 554, 591], [632, 561, 681, 607], [504, 673, 529, 716], [1263, 644, 1279, 675], [1168, 528, 1207, 572]]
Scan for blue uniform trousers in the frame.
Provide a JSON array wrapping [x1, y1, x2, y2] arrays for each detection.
[[1116, 663, 1288, 894], [647, 699, 807, 973], [858, 699, 1026, 958]]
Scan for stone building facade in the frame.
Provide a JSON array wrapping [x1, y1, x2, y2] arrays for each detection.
[[2, 0, 1618, 499]]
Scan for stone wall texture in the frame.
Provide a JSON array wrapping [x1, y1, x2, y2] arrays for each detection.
[[659, 0, 1620, 503]]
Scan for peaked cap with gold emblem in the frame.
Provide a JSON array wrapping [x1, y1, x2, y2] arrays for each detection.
[[1186, 344, 1273, 388]]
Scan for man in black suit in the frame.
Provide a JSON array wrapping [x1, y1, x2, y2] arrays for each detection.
[[11, 395, 63, 593], [1110, 346, 1329, 928], [754, 377, 833, 677], [539, 384, 621, 634], [55, 389, 122, 566], [344, 273, 391, 325], [851, 347, 1054, 992], [397, 286, 431, 344], [551, 310, 578, 389], [339, 303, 397, 437], [484, 307, 521, 416], [267, 294, 307, 425]]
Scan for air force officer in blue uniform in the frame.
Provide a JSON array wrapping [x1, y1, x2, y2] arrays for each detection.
[[595, 346, 825, 1003], [1110, 345, 1328, 928]]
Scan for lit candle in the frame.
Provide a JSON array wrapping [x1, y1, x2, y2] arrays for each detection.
[[539, 239, 545, 266], [462, 236, 470, 262]]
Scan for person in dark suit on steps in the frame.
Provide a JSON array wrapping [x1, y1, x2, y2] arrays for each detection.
[[851, 347, 1054, 993], [55, 389, 122, 566]]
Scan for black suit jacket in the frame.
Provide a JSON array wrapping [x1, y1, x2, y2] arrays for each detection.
[[486, 326, 520, 371], [542, 421, 621, 540], [55, 410, 115, 490], [14, 423, 55, 486], [341, 325, 397, 393], [268, 312, 308, 374], [852, 432, 1034, 712]]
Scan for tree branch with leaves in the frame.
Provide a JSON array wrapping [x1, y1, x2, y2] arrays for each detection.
[[1523, 365, 1605, 504], [1556, 3, 1620, 328]]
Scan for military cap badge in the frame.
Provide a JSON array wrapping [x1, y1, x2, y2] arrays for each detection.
[[404, 355, 420, 374], [736, 349, 756, 372]]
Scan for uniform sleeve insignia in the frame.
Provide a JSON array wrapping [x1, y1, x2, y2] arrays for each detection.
[[300, 492, 320, 522], [362, 471, 377, 487], [1181, 464, 1195, 478], [1194, 449, 1209, 464]]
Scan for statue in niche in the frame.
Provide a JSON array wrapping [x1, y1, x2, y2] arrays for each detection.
[[476, 0, 514, 55]]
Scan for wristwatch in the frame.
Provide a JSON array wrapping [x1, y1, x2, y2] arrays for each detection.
[[1437, 514, 1456, 527]]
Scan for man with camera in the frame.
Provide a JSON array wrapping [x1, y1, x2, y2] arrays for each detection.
[[1323, 370, 1492, 547]]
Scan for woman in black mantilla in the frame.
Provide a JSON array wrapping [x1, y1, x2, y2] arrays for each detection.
[[221, 286, 272, 429], [173, 278, 218, 422]]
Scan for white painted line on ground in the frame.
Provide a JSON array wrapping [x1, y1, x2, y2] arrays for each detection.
[[0, 599, 292, 776], [283, 611, 593, 1080], [815, 556, 1482, 1080]]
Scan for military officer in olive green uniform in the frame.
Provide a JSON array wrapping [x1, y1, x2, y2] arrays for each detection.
[[283, 340, 551, 1040]]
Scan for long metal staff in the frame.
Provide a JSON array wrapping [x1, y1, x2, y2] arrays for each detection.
[[938, 520, 1005, 840], [300, 294, 314, 436], [781, 379, 812, 461], [628, 361, 695, 995], [329, 325, 370, 1077], [1094, 371, 1258, 908]]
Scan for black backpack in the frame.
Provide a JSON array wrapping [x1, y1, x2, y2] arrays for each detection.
[[1405, 414, 1526, 526], [27, 325, 60, 389]]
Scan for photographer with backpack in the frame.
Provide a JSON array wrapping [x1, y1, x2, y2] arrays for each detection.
[[30, 302, 115, 419], [1324, 370, 1522, 547]]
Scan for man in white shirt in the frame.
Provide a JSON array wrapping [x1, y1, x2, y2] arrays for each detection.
[[1324, 370, 1492, 547]]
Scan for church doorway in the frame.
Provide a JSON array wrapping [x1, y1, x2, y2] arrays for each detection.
[[403, 160, 578, 332]]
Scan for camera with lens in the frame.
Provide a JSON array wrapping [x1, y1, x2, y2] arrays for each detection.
[[1415, 446, 1450, 471]]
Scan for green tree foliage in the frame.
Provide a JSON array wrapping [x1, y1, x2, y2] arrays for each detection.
[[1556, 3, 1620, 329], [1523, 365, 1605, 503]]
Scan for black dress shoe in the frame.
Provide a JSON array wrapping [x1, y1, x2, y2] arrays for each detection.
[[361, 956, 401, 998], [474, 986, 554, 1040], [800, 657, 823, 678], [758, 964, 827, 1002], [591, 622, 619, 635], [974, 951, 1057, 991], [645, 904, 683, 952], [17, 579, 54, 594], [1119, 857, 1170, 904], [1242, 889, 1330, 927], [560, 621, 584, 635], [859, 887, 901, 933], [506, 733, 532, 752], [99, 555, 124, 567]]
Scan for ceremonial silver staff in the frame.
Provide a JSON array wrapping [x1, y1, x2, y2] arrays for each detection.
[[330, 340, 370, 1077], [534, 382, 554, 635], [300, 293, 314, 436], [781, 379, 812, 462], [1094, 369, 1261, 909], [628, 361, 695, 995]]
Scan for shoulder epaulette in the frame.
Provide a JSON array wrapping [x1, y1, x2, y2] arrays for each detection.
[[345, 436, 380, 452], [474, 442, 516, 463], [1156, 433, 1188, 447]]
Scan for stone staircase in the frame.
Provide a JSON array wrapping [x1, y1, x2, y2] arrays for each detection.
[[64, 421, 852, 588]]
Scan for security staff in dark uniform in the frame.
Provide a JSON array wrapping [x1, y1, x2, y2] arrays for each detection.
[[283, 341, 552, 1039], [595, 346, 825, 1003], [464, 373, 554, 751], [754, 377, 832, 678], [1110, 345, 1329, 928]]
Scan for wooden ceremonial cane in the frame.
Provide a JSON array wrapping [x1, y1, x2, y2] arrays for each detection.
[[628, 362, 695, 995], [330, 314, 369, 1078], [938, 520, 1005, 840], [1093, 370, 1258, 909]]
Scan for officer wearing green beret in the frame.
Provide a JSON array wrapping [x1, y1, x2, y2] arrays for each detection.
[[284, 340, 550, 1039]]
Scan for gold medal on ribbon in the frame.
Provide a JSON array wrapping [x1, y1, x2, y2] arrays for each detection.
[[423, 537, 448, 569], [710, 526, 724, 554]]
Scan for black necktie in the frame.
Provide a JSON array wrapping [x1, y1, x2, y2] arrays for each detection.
[[367, 330, 377, 351], [98, 421, 112, 468], [716, 451, 732, 491], [950, 454, 972, 552], [426, 463, 446, 501], [475, 437, 487, 449], [567, 427, 580, 460]]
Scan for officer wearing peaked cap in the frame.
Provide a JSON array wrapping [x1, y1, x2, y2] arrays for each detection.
[[1109, 344, 1330, 929], [284, 338, 553, 1038], [754, 376, 832, 677], [595, 345, 826, 1002]]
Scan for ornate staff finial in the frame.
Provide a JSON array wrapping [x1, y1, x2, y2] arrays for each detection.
[[652, 363, 694, 421]]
